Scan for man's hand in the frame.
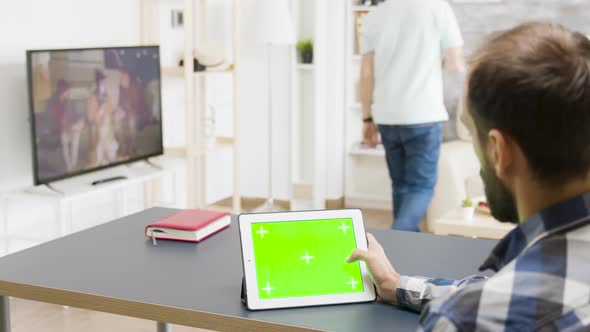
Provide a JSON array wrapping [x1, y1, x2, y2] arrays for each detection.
[[347, 233, 400, 303], [363, 122, 379, 148]]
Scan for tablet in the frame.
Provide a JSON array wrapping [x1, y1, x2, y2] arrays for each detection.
[[239, 209, 376, 310]]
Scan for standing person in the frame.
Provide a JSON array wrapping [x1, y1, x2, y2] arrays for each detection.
[[46, 79, 85, 172], [117, 69, 144, 157], [360, 0, 466, 231], [87, 70, 118, 166]]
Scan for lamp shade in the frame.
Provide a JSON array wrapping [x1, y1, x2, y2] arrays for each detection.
[[254, 0, 296, 45]]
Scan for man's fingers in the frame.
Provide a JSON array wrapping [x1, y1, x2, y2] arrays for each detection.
[[348, 234, 382, 263], [367, 233, 381, 249], [367, 233, 386, 255], [347, 249, 369, 263]]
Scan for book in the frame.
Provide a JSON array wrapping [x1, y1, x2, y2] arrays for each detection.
[[145, 209, 231, 243]]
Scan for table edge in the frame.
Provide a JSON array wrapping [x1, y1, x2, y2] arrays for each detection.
[[0, 280, 323, 332]]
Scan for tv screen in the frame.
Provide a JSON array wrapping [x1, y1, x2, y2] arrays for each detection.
[[27, 46, 163, 185]]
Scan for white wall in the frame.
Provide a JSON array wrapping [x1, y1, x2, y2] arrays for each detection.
[[325, 0, 345, 200], [0, 0, 142, 192]]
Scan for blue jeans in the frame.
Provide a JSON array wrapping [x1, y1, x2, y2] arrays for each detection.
[[378, 123, 442, 232]]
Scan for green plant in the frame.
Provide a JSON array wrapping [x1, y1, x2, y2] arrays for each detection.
[[296, 39, 313, 55], [461, 198, 474, 208]]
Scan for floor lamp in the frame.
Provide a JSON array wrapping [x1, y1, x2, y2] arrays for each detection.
[[254, 0, 295, 212]]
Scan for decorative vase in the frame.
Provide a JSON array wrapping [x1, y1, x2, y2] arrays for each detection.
[[462, 207, 475, 222]]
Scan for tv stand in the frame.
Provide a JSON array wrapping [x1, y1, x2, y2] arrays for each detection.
[[144, 159, 163, 170], [91, 176, 128, 186], [45, 183, 65, 196], [2, 160, 180, 257]]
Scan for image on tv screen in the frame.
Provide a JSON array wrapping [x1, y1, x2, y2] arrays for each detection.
[[28, 46, 163, 184]]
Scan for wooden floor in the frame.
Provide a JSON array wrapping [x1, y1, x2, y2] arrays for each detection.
[[6, 206, 393, 331], [230, 197, 394, 230], [361, 208, 393, 229], [9, 297, 209, 332]]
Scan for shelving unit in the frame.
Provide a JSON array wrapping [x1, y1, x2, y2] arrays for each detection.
[[344, 0, 391, 210], [141, 0, 240, 213], [296, 64, 315, 71], [349, 143, 385, 157], [161, 64, 235, 78], [351, 6, 374, 12]]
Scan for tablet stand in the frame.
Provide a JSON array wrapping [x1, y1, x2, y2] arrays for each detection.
[[240, 276, 248, 305]]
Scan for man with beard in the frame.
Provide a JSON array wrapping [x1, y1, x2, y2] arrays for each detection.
[[348, 22, 590, 331]]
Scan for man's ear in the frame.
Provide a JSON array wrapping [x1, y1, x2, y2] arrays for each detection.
[[487, 129, 513, 179]]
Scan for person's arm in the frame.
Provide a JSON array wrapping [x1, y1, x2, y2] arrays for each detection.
[[443, 47, 466, 73], [347, 234, 487, 313], [360, 52, 375, 121], [360, 52, 379, 147], [417, 312, 459, 332], [440, 2, 465, 75], [396, 274, 486, 312]]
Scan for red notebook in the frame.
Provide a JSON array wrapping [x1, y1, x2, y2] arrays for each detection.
[[145, 209, 231, 243]]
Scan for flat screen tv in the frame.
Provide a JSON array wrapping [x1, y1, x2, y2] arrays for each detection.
[[26, 46, 163, 185]]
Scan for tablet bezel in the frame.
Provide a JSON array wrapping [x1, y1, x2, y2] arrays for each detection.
[[239, 209, 376, 310]]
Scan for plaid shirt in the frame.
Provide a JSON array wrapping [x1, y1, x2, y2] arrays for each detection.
[[396, 192, 590, 331]]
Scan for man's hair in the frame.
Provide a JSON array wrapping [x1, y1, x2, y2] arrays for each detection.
[[467, 22, 590, 185]]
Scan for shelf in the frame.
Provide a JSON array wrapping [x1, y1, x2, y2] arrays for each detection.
[[352, 6, 374, 12], [297, 64, 315, 71], [161, 65, 235, 78], [164, 147, 187, 158], [141, 0, 240, 212], [349, 143, 385, 157], [164, 137, 235, 158], [215, 136, 235, 146], [11, 163, 173, 201]]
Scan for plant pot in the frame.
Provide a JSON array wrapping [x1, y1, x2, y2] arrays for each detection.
[[301, 52, 313, 64], [462, 207, 475, 222]]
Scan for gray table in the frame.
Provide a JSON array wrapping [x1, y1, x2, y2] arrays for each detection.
[[0, 208, 496, 332]]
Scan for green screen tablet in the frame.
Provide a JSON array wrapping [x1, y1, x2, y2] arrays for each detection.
[[239, 210, 376, 310]]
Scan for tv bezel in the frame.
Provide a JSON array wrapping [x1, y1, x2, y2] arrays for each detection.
[[26, 45, 164, 186]]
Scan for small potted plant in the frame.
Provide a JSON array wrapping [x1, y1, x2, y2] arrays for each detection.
[[461, 198, 475, 221], [296, 39, 314, 64]]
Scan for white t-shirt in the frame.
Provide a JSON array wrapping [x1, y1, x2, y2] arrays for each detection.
[[361, 0, 463, 125]]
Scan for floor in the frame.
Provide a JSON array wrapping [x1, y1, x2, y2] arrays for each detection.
[[228, 197, 394, 230], [5, 204, 393, 331], [8, 298, 207, 332], [361, 208, 393, 229]]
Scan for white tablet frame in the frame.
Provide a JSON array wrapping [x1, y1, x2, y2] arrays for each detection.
[[239, 209, 376, 310]]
